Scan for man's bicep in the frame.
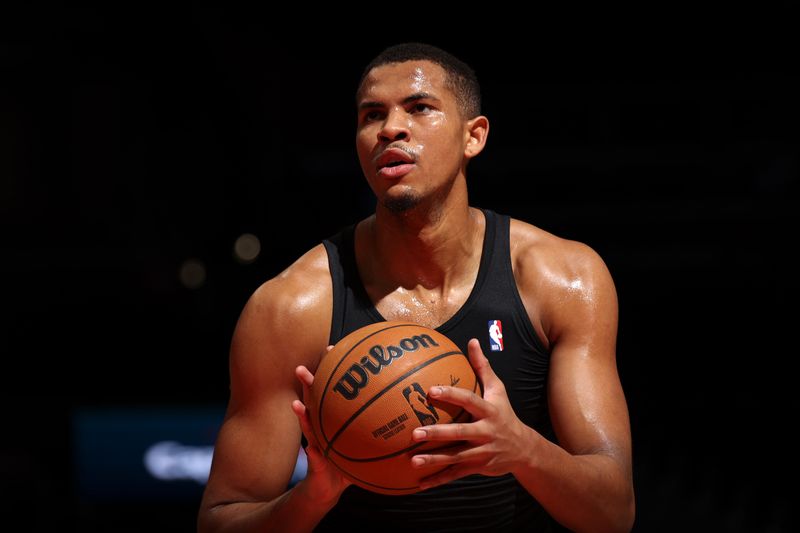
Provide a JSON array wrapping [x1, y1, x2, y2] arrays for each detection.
[[204, 390, 303, 505], [201, 246, 332, 508], [547, 339, 631, 456], [202, 283, 314, 507], [543, 244, 628, 446]]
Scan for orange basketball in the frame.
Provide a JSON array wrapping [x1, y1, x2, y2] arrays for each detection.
[[306, 321, 481, 495]]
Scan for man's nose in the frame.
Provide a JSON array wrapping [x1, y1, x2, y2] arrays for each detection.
[[377, 109, 410, 143]]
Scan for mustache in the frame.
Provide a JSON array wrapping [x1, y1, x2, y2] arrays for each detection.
[[373, 144, 419, 165]]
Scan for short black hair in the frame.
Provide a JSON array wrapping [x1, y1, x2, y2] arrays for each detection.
[[357, 42, 482, 119]]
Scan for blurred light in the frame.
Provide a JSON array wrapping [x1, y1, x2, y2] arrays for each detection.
[[290, 448, 307, 486], [179, 258, 206, 289], [73, 407, 308, 504], [73, 407, 225, 503], [234, 233, 261, 264], [144, 441, 213, 484]]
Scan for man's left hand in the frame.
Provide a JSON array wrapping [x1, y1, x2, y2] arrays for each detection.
[[410, 338, 532, 490]]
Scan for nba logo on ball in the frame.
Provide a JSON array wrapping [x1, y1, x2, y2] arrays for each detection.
[[488, 320, 503, 351]]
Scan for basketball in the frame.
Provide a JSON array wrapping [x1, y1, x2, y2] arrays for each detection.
[[306, 321, 481, 495]]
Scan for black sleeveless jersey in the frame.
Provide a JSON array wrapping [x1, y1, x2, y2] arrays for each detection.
[[316, 209, 565, 532]]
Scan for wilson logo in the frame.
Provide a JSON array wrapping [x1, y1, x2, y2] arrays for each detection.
[[333, 334, 439, 400]]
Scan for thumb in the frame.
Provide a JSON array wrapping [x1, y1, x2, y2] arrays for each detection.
[[304, 442, 330, 474], [467, 338, 500, 395]]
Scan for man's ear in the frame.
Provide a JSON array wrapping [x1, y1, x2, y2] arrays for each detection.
[[464, 115, 489, 159]]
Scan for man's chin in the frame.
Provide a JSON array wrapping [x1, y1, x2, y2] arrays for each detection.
[[383, 194, 421, 214]]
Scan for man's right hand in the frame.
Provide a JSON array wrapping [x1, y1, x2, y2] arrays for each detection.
[[292, 358, 352, 507]]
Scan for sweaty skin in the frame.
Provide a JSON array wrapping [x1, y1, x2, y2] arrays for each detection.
[[198, 59, 634, 533]]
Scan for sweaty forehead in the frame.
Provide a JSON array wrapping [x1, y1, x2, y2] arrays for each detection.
[[357, 60, 451, 102]]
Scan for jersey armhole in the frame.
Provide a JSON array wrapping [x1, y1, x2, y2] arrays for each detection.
[[499, 216, 550, 357], [322, 236, 345, 346]]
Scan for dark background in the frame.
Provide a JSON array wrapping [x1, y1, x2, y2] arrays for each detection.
[[2, 5, 798, 532]]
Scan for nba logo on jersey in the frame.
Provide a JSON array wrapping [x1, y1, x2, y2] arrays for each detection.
[[488, 320, 504, 351]]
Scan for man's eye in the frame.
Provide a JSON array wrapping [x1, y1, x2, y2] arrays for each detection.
[[364, 111, 383, 121], [412, 104, 431, 113]]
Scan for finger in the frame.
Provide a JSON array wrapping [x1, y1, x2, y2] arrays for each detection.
[[295, 365, 314, 387], [411, 419, 489, 443], [291, 400, 334, 476], [411, 444, 479, 468], [302, 440, 329, 474], [292, 398, 325, 454], [467, 338, 501, 392], [426, 384, 494, 419], [291, 399, 314, 439]]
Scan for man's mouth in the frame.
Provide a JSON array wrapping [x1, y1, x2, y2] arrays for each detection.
[[377, 160, 415, 179], [375, 147, 417, 170]]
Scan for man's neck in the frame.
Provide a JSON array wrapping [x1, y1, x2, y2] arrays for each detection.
[[366, 203, 484, 292]]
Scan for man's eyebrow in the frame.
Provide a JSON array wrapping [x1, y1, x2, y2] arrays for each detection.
[[358, 100, 384, 111], [358, 92, 440, 111], [403, 92, 439, 104]]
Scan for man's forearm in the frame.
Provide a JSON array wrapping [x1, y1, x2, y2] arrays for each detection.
[[512, 427, 635, 533], [198, 480, 339, 533]]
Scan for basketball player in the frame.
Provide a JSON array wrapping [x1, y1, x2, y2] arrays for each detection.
[[198, 43, 635, 532]]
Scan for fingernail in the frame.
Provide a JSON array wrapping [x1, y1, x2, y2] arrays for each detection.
[[429, 386, 442, 396], [413, 428, 427, 439], [412, 456, 426, 467]]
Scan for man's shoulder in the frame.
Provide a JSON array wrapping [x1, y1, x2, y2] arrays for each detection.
[[251, 243, 332, 314], [239, 243, 332, 339], [233, 243, 333, 370], [507, 216, 610, 281], [508, 216, 593, 253]]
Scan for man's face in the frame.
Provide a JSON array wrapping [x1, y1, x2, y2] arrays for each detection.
[[355, 60, 468, 213]]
